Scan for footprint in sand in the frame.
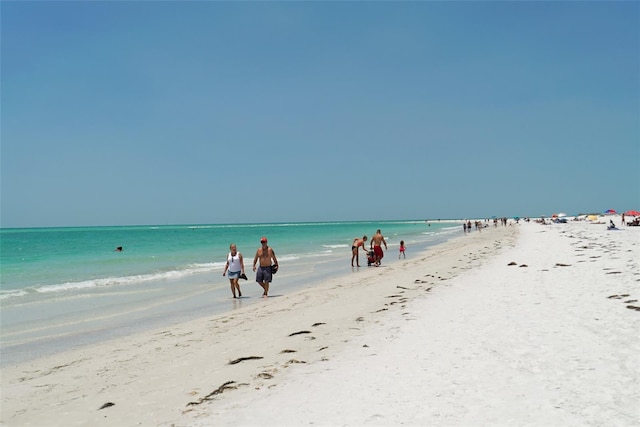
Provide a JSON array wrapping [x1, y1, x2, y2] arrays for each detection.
[[257, 372, 274, 379]]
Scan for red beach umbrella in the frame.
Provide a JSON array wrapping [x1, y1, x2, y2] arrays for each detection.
[[603, 209, 617, 214], [624, 210, 640, 216]]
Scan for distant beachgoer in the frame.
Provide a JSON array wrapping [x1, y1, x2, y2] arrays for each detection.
[[399, 240, 406, 259], [114, 246, 123, 252], [223, 243, 245, 298], [370, 229, 388, 267], [351, 235, 368, 267], [253, 237, 278, 298], [463, 223, 467, 233]]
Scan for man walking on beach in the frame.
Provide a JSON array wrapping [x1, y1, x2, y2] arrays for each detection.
[[370, 229, 388, 267], [253, 237, 278, 298]]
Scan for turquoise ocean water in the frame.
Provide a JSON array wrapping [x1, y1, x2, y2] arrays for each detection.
[[1, 220, 460, 366]]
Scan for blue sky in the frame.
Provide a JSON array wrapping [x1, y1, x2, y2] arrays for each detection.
[[2, 1, 638, 228]]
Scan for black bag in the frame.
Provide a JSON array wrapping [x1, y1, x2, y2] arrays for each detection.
[[271, 264, 278, 274]]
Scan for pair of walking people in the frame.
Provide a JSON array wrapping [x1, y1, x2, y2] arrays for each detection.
[[222, 237, 278, 298]]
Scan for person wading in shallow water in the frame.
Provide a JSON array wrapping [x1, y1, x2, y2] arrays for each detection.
[[351, 235, 368, 267], [253, 237, 278, 298], [370, 229, 387, 267]]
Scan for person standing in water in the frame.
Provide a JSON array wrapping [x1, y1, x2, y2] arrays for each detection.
[[253, 237, 278, 298], [370, 229, 388, 266], [351, 235, 368, 267], [222, 243, 245, 298], [399, 240, 406, 259]]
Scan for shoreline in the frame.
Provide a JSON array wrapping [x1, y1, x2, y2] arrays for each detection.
[[200, 220, 640, 426], [0, 223, 460, 368], [1, 224, 513, 426], [2, 220, 638, 426]]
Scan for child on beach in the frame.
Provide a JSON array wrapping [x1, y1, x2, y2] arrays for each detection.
[[399, 240, 406, 259]]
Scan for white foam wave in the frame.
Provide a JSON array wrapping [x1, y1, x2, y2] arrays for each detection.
[[322, 244, 349, 249], [5, 262, 228, 299], [0, 289, 28, 300]]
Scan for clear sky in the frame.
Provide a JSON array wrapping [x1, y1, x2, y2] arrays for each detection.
[[2, 1, 638, 228]]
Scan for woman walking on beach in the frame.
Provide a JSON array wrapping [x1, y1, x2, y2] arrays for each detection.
[[399, 240, 406, 259], [351, 235, 368, 267], [223, 243, 245, 298]]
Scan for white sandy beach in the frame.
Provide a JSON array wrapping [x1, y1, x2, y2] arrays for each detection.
[[1, 218, 639, 426]]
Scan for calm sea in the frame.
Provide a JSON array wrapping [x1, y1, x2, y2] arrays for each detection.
[[0, 220, 460, 366]]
